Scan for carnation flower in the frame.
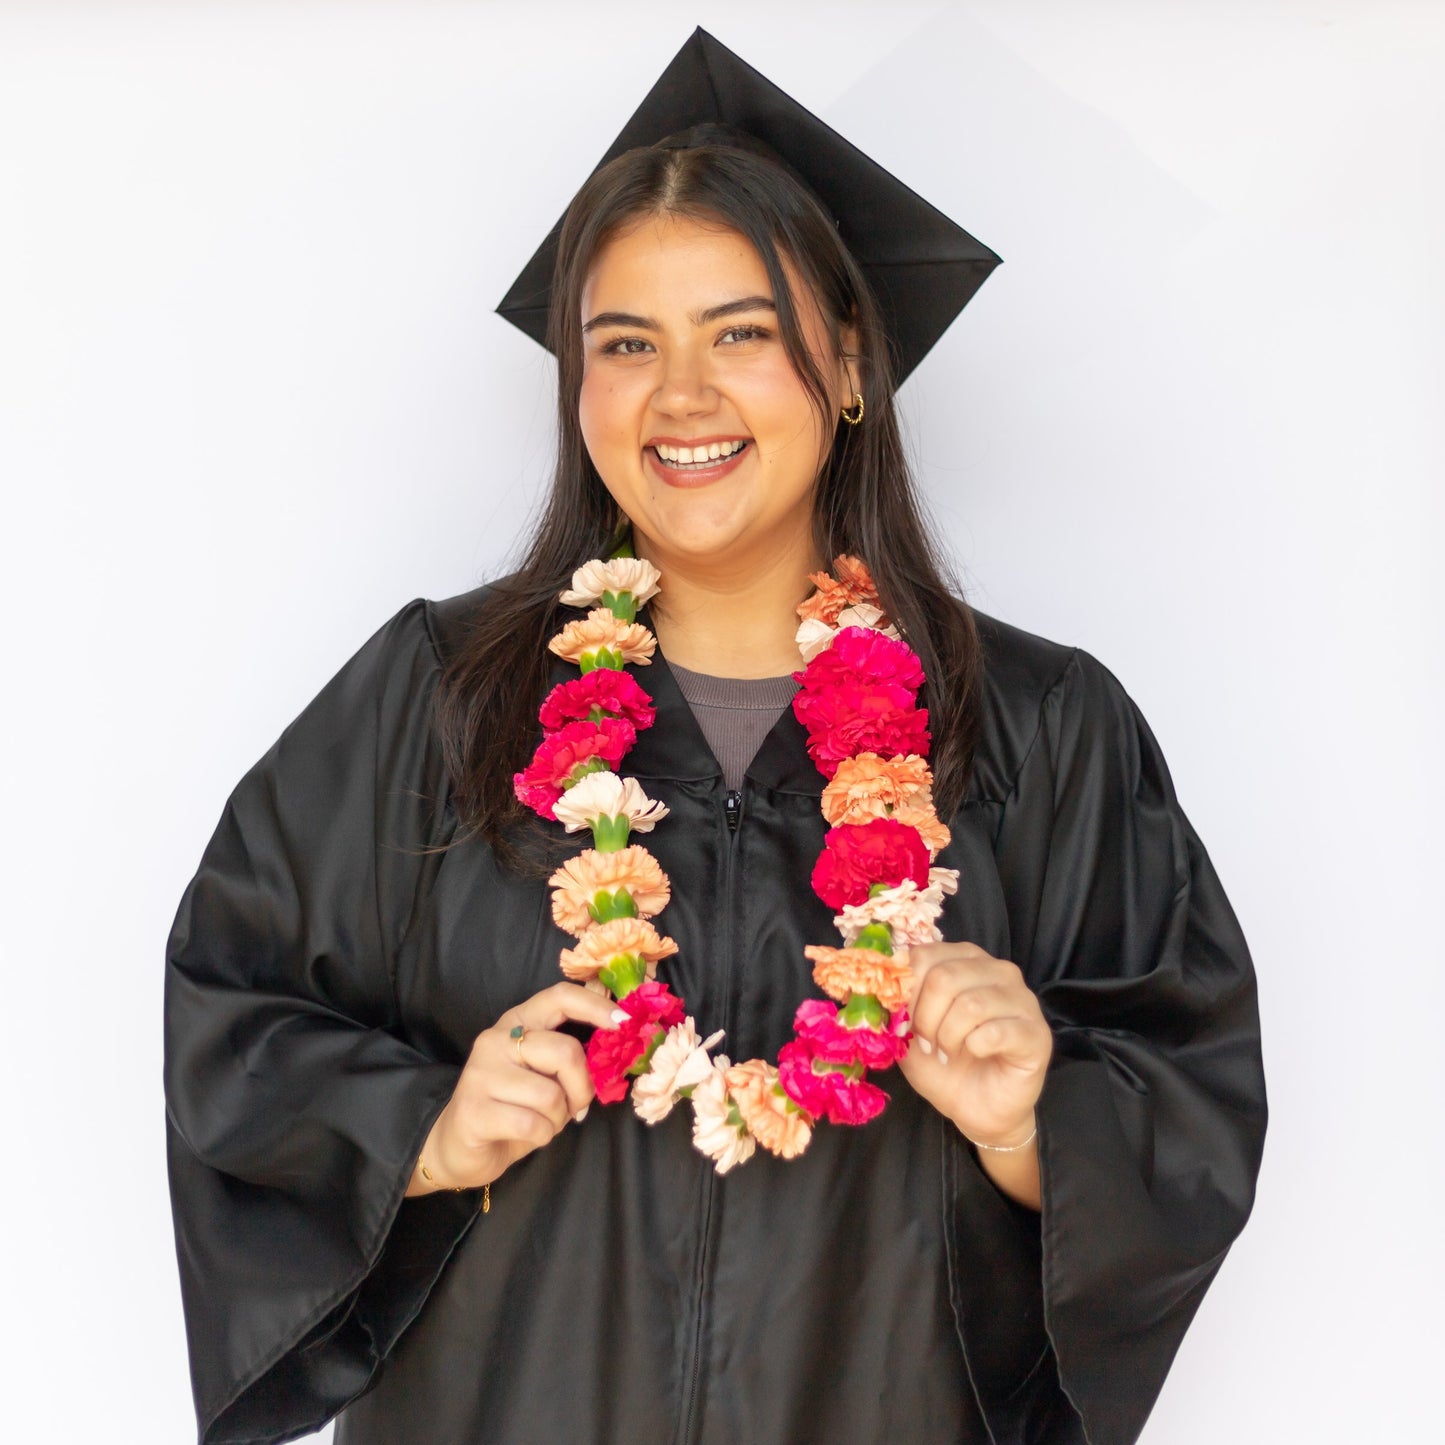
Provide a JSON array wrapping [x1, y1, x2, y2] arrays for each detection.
[[795, 554, 882, 627], [559, 557, 662, 609], [585, 981, 685, 1104], [810, 817, 932, 910], [832, 870, 958, 946], [631, 1017, 724, 1125], [725, 1059, 813, 1159], [776, 1040, 889, 1126], [792, 997, 909, 1069], [806, 944, 914, 1013], [791, 685, 931, 779], [548, 846, 671, 936], [539, 671, 657, 732], [513, 719, 637, 819], [551, 770, 669, 835], [793, 604, 900, 664], [557, 917, 678, 984], [822, 752, 932, 813], [691, 1060, 756, 1174], [795, 626, 924, 695], [549, 608, 657, 669]]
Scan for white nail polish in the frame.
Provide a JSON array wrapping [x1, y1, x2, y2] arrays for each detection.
[[574, 1106, 590, 1124], [609, 1008, 628, 1024], [916, 1037, 932, 1055], [936, 1050, 950, 1067]]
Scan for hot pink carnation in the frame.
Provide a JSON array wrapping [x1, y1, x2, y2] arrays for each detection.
[[513, 717, 637, 819], [790, 684, 931, 778], [585, 981, 686, 1104], [811, 817, 931, 909], [538, 671, 656, 731], [776, 1041, 889, 1126], [794, 626, 924, 695], [793, 998, 909, 1070]]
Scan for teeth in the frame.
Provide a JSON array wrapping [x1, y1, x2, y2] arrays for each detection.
[[655, 440, 747, 466]]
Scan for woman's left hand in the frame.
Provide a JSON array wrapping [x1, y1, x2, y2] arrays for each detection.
[[898, 941, 1052, 1148]]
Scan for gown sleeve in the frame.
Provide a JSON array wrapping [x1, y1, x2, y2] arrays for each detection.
[[164, 601, 479, 1445], [986, 648, 1267, 1445]]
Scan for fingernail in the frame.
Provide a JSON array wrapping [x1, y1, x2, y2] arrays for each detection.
[[609, 1008, 628, 1025], [936, 1050, 950, 1067], [916, 1037, 932, 1055], [574, 1106, 590, 1124]]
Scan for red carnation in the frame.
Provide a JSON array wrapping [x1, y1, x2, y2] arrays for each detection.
[[811, 817, 931, 909], [793, 626, 924, 695], [792, 683, 932, 778], [793, 998, 909, 1070], [539, 670, 656, 732], [777, 1040, 889, 1126], [585, 981, 686, 1104], [512, 717, 636, 819]]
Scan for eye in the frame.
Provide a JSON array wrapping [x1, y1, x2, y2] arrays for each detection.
[[599, 336, 653, 356], [718, 324, 770, 345]]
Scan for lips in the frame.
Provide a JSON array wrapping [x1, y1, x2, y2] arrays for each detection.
[[645, 438, 752, 486]]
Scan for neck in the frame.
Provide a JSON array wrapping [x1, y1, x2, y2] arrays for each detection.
[[634, 531, 825, 679]]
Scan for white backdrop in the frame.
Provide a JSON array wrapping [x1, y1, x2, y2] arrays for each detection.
[[2, 2, 1440, 1440]]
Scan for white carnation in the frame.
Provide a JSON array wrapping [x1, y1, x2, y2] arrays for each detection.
[[551, 771, 670, 834], [560, 557, 662, 608]]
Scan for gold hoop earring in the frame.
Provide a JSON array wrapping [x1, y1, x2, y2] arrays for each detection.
[[840, 393, 865, 426]]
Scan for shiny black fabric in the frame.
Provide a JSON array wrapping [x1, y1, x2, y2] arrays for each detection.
[[164, 588, 1266, 1445]]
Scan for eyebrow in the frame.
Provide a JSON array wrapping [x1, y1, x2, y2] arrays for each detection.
[[582, 295, 776, 334]]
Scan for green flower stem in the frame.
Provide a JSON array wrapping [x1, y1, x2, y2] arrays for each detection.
[[590, 814, 632, 853], [564, 758, 609, 790], [839, 992, 887, 1029], [850, 923, 894, 955], [589, 887, 638, 924], [599, 953, 647, 998], [867, 881, 891, 899], [580, 646, 624, 673], [627, 1026, 667, 1076], [601, 589, 637, 622], [609, 537, 635, 559]]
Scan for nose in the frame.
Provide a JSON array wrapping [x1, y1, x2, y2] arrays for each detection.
[[652, 344, 717, 419]]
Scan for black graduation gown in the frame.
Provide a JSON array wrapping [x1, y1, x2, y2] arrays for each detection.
[[164, 585, 1266, 1445]]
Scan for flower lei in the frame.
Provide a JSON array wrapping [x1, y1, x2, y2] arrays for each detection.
[[513, 550, 959, 1172]]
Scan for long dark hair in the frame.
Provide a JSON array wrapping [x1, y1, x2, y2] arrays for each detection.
[[438, 135, 981, 871]]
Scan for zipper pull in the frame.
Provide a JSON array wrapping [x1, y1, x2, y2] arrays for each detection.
[[724, 789, 743, 832]]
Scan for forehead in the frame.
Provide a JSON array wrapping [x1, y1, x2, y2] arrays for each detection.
[[581, 212, 811, 316]]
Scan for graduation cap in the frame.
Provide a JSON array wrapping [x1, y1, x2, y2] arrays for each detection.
[[496, 26, 1000, 385]]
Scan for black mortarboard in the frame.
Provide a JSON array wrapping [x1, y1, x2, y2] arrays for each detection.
[[496, 27, 1000, 385]]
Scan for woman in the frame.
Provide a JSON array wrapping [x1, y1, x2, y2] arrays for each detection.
[[165, 35, 1265, 1445]]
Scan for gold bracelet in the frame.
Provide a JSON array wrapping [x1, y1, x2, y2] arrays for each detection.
[[964, 1124, 1038, 1153], [418, 1158, 491, 1213]]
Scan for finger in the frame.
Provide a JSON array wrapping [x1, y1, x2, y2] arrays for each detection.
[[512, 981, 623, 1034], [932, 983, 1018, 1061], [482, 1100, 561, 1160], [959, 1015, 1051, 1072], [510, 1028, 595, 1119], [486, 1067, 572, 1136]]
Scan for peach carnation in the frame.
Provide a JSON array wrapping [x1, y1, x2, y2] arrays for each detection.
[[548, 846, 671, 936], [549, 608, 657, 667], [632, 1018, 724, 1125], [691, 1060, 756, 1174], [551, 771, 670, 835], [559, 557, 662, 609], [557, 916, 678, 983], [806, 945, 915, 1013], [725, 1059, 813, 1159], [796, 554, 882, 627], [822, 753, 931, 818]]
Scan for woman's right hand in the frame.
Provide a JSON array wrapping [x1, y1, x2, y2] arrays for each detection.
[[406, 981, 620, 1196]]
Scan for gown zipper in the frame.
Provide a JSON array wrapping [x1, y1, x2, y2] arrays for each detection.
[[678, 785, 745, 1445]]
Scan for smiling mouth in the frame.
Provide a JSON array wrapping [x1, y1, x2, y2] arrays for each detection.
[[650, 439, 751, 471]]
